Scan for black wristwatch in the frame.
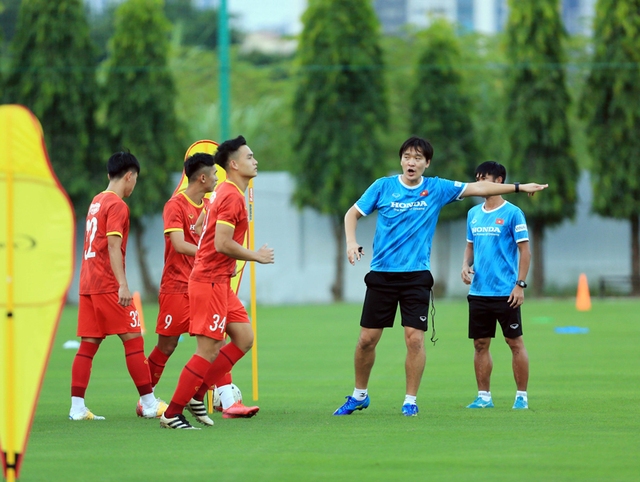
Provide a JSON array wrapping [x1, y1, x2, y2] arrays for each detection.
[[515, 280, 527, 288]]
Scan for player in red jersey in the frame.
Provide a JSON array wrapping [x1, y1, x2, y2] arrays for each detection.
[[143, 153, 217, 423], [69, 151, 167, 421], [160, 136, 275, 429]]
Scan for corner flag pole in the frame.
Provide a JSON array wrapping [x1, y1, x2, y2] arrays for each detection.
[[4, 170, 17, 482], [248, 180, 258, 400], [218, 0, 230, 141]]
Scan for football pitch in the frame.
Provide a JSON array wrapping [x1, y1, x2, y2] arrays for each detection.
[[19, 299, 640, 481]]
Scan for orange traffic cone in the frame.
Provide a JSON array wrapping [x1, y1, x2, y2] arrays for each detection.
[[576, 273, 591, 311], [132, 291, 146, 334]]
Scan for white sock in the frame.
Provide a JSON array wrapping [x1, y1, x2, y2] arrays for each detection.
[[516, 390, 528, 401], [352, 388, 368, 401], [218, 384, 236, 409], [71, 396, 85, 412], [404, 395, 417, 405], [140, 393, 156, 409], [478, 391, 492, 401]]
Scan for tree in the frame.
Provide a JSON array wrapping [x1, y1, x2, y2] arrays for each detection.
[[2, 0, 102, 211], [410, 20, 478, 294], [581, 0, 640, 295], [164, 0, 242, 50], [102, 0, 184, 297], [293, 0, 388, 301], [87, 0, 241, 62], [504, 0, 579, 296]]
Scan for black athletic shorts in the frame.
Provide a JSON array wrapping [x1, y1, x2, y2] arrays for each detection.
[[467, 295, 523, 339], [360, 270, 434, 330]]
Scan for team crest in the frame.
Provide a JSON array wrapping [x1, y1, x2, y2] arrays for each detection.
[[420, 190, 429, 197], [495, 218, 504, 225]]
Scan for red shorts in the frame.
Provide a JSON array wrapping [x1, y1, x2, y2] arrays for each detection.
[[77, 293, 141, 338], [156, 292, 190, 336], [188, 279, 249, 340]]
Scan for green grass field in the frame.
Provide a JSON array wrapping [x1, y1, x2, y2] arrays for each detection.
[[17, 299, 640, 481]]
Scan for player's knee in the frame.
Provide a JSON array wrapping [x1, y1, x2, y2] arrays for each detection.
[[160, 342, 178, 356], [473, 338, 490, 352], [505, 336, 524, 350], [357, 335, 378, 352], [405, 334, 424, 353]]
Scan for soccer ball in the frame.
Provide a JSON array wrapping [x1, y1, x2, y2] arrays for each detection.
[[212, 386, 221, 411], [212, 383, 243, 411], [229, 383, 242, 403]]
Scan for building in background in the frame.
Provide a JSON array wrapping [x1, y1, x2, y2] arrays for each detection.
[[85, 0, 595, 36], [374, 0, 594, 35], [374, 0, 408, 35]]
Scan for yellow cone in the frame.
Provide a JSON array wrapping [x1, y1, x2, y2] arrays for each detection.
[[576, 273, 591, 311], [132, 291, 146, 334]]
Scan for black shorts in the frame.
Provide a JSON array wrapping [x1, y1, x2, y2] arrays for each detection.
[[360, 271, 434, 331], [467, 295, 523, 339]]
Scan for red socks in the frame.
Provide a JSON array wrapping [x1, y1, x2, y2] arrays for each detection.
[[147, 346, 170, 388], [218, 371, 232, 387], [71, 341, 100, 398], [123, 337, 153, 396], [165, 355, 212, 418], [194, 343, 245, 401]]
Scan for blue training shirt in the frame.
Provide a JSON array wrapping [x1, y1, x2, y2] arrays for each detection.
[[356, 175, 466, 272], [467, 200, 529, 296]]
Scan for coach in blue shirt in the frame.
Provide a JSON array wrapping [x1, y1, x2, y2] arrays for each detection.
[[333, 137, 547, 417], [462, 161, 531, 411]]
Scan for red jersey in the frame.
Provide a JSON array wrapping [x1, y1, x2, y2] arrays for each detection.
[[79, 191, 130, 294], [159, 192, 204, 294], [190, 180, 248, 283]]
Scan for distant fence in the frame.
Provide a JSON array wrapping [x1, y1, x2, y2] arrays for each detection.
[[598, 275, 640, 297]]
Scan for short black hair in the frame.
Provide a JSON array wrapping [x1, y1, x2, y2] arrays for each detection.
[[213, 135, 247, 170], [184, 152, 215, 181], [475, 161, 506, 183], [399, 136, 434, 161], [107, 151, 140, 178]]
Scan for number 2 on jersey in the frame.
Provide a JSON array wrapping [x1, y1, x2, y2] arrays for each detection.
[[84, 216, 98, 260]]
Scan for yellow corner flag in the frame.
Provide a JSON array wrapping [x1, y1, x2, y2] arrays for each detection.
[[0, 105, 75, 481]]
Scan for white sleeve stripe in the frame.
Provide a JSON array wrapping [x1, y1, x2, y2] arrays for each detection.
[[457, 183, 468, 200]]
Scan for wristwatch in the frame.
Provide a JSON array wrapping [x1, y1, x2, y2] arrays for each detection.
[[515, 280, 527, 288]]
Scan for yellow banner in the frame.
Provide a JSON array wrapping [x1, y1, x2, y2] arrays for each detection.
[[0, 105, 75, 480]]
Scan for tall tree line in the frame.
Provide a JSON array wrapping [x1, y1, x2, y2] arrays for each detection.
[[2, 0, 182, 298], [293, 0, 388, 302], [581, 0, 640, 295], [3, 0, 638, 300], [504, 0, 579, 296]]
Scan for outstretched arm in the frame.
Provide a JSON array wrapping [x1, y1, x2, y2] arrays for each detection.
[[462, 181, 548, 198], [344, 205, 364, 265]]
